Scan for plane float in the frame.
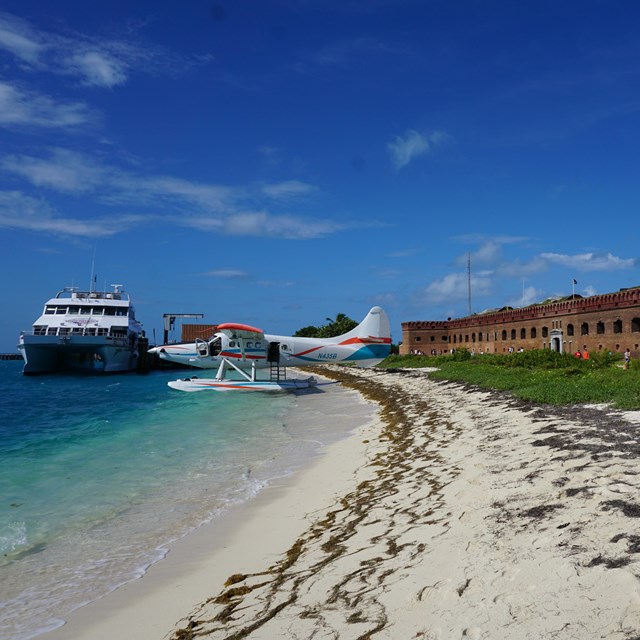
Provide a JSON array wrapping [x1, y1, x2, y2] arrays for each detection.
[[148, 306, 391, 392]]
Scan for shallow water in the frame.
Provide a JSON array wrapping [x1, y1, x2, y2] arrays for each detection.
[[0, 360, 370, 640]]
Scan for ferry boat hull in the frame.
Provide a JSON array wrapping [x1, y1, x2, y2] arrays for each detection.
[[18, 335, 138, 375]]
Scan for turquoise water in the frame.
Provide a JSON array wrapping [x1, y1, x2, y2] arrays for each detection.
[[0, 360, 367, 640]]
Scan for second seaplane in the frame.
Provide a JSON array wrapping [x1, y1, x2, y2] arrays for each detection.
[[148, 306, 391, 392]]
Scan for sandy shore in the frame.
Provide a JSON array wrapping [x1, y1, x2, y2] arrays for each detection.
[[45, 367, 640, 640]]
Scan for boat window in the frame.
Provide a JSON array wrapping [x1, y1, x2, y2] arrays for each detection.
[[280, 344, 289, 351], [47, 327, 57, 335], [34, 325, 47, 335], [116, 309, 127, 316], [59, 328, 70, 336], [72, 328, 83, 334], [85, 328, 96, 336], [104, 307, 116, 316], [80, 307, 91, 315], [68, 306, 80, 314], [45, 306, 56, 314], [97, 328, 108, 336], [55, 307, 67, 314]]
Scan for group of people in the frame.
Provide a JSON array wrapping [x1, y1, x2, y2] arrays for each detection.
[[573, 347, 590, 360], [574, 346, 633, 369]]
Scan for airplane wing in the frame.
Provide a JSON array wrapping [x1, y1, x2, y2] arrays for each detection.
[[216, 322, 265, 341]]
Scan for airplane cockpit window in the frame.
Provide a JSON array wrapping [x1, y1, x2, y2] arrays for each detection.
[[196, 339, 208, 356], [209, 337, 222, 356]]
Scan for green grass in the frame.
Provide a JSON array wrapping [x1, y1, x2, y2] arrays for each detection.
[[379, 351, 640, 409]]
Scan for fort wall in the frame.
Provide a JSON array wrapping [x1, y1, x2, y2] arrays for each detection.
[[401, 287, 640, 357]]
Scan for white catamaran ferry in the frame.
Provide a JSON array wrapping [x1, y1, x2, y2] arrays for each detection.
[[18, 285, 144, 375]]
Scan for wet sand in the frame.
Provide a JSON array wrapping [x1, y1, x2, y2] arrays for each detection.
[[46, 367, 640, 640]]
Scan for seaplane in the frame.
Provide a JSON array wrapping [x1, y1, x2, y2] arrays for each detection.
[[148, 306, 391, 392]]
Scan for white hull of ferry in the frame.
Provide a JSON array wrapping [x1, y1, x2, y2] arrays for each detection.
[[19, 335, 138, 375]]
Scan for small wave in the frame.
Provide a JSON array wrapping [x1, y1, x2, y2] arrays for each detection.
[[0, 521, 27, 556]]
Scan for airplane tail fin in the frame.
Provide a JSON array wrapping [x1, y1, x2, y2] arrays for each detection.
[[338, 306, 391, 342], [334, 306, 391, 367]]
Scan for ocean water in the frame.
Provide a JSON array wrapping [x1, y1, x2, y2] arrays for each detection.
[[0, 360, 370, 640]]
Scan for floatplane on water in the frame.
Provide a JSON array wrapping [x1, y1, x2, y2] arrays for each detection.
[[148, 306, 391, 392]]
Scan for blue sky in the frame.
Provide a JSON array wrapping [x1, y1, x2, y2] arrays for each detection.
[[1, 0, 640, 350]]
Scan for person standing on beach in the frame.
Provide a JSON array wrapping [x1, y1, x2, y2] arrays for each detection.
[[624, 348, 631, 369]]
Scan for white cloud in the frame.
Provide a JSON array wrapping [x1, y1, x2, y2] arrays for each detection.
[[1, 148, 352, 240], [540, 251, 636, 271], [0, 11, 212, 89], [507, 285, 543, 308], [0, 81, 92, 128], [422, 271, 493, 306], [67, 50, 128, 88], [387, 129, 448, 170], [203, 269, 249, 279], [0, 12, 43, 64], [1, 149, 105, 191], [0, 190, 144, 237], [261, 180, 317, 199]]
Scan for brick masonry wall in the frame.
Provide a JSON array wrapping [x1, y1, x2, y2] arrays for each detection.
[[401, 288, 640, 357]]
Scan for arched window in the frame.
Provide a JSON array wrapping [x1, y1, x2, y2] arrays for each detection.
[[633, 318, 640, 332], [478, 332, 483, 341], [542, 326, 548, 338], [581, 322, 589, 336], [614, 320, 622, 334], [511, 329, 516, 339], [597, 321, 605, 334], [453, 334, 457, 343], [567, 324, 574, 336], [472, 333, 476, 343], [520, 328, 526, 339], [501, 330, 507, 340], [531, 327, 537, 339]]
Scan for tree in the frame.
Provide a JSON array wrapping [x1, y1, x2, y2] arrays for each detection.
[[294, 313, 358, 338]]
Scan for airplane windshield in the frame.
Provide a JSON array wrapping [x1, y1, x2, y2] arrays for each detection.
[[209, 337, 221, 357]]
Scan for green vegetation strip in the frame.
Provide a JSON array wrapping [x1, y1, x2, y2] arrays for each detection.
[[380, 350, 640, 410]]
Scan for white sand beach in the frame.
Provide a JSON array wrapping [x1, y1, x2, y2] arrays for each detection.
[[45, 367, 640, 640]]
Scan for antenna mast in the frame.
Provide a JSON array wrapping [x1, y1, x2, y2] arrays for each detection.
[[467, 252, 472, 315]]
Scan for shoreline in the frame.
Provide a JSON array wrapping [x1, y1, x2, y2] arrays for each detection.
[[42, 371, 382, 640], [46, 367, 640, 639]]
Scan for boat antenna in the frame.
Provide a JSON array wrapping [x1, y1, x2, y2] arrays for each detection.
[[89, 245, 97, 293]]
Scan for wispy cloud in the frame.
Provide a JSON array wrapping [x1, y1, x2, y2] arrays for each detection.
[[539, 251, 637, 271], [203, 269, 249, 279], [387, 129, 448, 170], [0, 148, 349, 240], [0, 11, 212, 88], [0, 81, 93, 129], [0, 190, 144, 237], [260, 180, 318, 199]]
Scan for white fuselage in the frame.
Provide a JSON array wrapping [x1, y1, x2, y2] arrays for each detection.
[[150, 307, 392, 371]]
